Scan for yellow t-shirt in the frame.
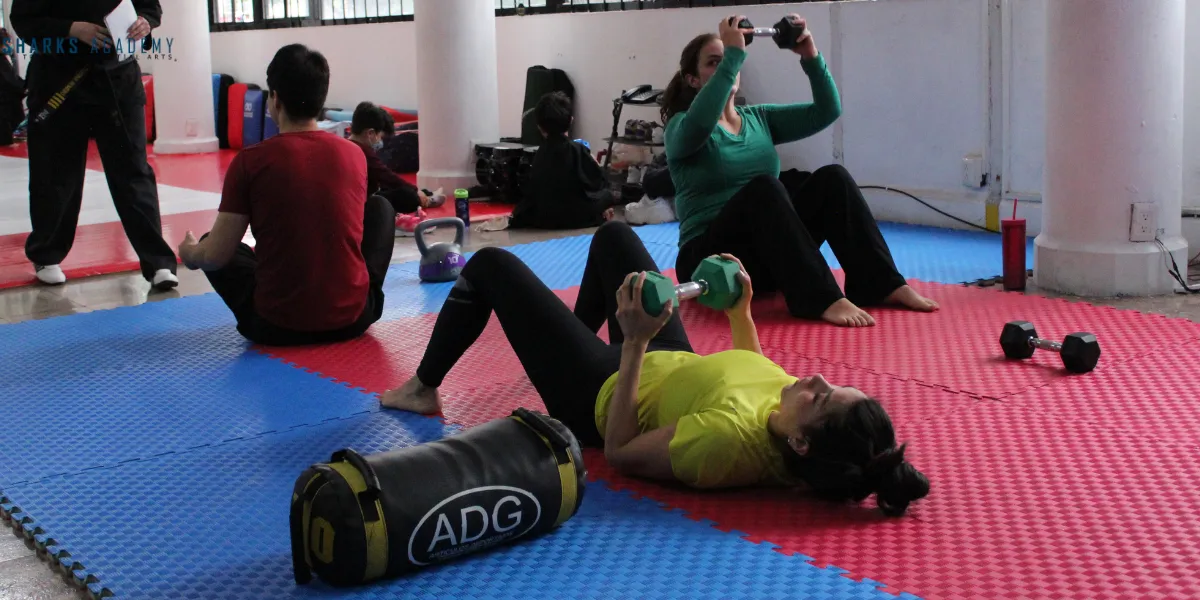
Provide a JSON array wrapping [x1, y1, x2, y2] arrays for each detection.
[[593, 349, 799, 489]]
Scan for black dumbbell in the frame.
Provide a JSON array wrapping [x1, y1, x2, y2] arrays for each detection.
[[737, 16, 806, 50], [999, 321, 1101, 373]]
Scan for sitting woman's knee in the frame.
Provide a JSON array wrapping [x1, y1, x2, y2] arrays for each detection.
[[744, 174, 792, 209], [811, 164, 855, 185]]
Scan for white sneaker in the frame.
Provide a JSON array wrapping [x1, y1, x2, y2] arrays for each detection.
[[151, 269, 179, 291], [34, 264, 66, 285]]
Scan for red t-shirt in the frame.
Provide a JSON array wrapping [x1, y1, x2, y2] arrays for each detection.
[[218, 131, 369, 332]]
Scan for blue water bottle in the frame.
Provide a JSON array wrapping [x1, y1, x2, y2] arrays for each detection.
[[454, 188, 470, 227]]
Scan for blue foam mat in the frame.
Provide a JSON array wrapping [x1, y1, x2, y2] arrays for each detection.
[[0, 350, 381, 487], [0, 409, 910, 600], [390, 221, 1028, 296]]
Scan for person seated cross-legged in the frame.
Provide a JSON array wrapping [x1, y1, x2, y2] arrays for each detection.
[[508, 92, 612, 230], [381, 220, 930, 517], [663, 15, 939, 327], [177, 45, 396, 346]]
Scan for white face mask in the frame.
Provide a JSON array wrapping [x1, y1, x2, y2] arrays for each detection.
[[372, 139, 384, 151]]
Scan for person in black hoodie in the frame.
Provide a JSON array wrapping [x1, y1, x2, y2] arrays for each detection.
[[10, 0, 178, 289], [509, 92, 612, 230]]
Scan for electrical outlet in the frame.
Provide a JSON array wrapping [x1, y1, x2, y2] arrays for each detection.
[[1129, 202, 1156, 242]]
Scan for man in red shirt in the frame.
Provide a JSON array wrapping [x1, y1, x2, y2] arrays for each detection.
[[177, 44, 396, 346]]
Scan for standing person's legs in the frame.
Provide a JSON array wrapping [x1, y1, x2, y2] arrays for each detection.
[[91, 76, 178, 288], [575, 221, 692, 352], [383, 247, 621, 446], [675, 174, 874, 326], [24, 99, 90, 283], [781, 165, 939, 312]]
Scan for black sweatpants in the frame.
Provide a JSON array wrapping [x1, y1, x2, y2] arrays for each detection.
[[416, 221, 694, 447], [23, 71, 176, 280], [676, 165, 907, 319], [203, 195, 397, 346]]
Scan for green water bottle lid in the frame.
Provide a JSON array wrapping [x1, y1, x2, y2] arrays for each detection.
[[454, 189, 470, 199]]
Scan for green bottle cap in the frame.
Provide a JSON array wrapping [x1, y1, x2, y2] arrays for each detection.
[[454, 189, 470, 199]]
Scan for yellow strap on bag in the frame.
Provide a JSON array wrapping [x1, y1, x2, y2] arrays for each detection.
[[512, 414, 579, 527], [328, 460, 389, 582]]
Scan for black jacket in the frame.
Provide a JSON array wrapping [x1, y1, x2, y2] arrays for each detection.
[[10, 0, 161, 109], [509, 138, 610, 231]]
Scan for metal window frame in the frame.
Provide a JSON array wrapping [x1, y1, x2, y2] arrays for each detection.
[[208, 0, 786, 31]]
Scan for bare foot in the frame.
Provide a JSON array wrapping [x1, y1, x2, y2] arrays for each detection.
[[821, 298, 875, 327], [380, 377, 442, 414], [885, 285, 940, 312]]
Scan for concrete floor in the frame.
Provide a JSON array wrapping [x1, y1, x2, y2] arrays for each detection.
[[2, 224, 1199, 599]]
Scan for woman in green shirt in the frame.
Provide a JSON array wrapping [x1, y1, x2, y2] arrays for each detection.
[[662, 15, 940, 327], [382, 221, 930, 516]]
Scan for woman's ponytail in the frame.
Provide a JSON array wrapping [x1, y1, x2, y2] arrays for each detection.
[[660, 33, 718, 125]]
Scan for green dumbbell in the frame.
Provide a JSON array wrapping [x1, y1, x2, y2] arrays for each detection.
[[641, 257, 743, 316]]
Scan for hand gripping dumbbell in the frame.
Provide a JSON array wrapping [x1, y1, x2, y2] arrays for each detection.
[[1000, 321, 1101, 373], [737, 16, 806, 50], [641, 257, 743, 316]]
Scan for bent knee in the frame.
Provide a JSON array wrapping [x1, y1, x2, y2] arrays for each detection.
[[811, 164, 855, 184], [590, 220, 638, 252], [463, 246, 517, 275], [742, 174, 792, 208]]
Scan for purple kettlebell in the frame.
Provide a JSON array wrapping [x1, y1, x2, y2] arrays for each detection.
[[416, 217, 467, 283]]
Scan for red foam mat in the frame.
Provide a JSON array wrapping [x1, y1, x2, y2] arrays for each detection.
[[1001, 339, 1200, 447], [591, 399, 1200, 599], [747, 277, 1200, 398], [262, 286, 733, 402]]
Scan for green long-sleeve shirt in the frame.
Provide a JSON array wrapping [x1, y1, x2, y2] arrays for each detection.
[[665, 46, 842, 247]]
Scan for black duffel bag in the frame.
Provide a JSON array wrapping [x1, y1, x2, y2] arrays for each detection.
[[290, 408, 586, 587]]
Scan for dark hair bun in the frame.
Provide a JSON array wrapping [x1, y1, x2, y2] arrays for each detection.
[[866, 444, 930, 517]]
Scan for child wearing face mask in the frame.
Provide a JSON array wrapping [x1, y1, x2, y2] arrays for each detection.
[[348, 102, 437, 236]]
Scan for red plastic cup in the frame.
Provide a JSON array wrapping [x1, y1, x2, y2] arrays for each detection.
[[1001, 218, 1027, 291]]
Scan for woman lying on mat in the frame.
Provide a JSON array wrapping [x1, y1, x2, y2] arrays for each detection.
[[381, 221, 930, 516], [662, 15, 939, 327]]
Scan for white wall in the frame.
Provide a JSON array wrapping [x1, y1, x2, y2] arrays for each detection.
[[202, 0, 1197, 234], [211, 21, 419, 112]]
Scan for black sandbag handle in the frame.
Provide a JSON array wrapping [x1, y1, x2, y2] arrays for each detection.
[[512, 408, 571, 458], [330, 449, 383, 522]]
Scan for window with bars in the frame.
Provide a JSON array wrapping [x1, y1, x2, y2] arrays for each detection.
[[210, 0, 799, 31]]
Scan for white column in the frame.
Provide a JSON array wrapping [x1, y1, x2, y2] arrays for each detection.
[[151, 0, 219, 154], [1035, 0, 1188, 296], [414, 0, 500, 191], [1185, 0, 1200, 209]]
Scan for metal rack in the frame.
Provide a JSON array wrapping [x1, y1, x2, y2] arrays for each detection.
[[601, 95, 665, 171]]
